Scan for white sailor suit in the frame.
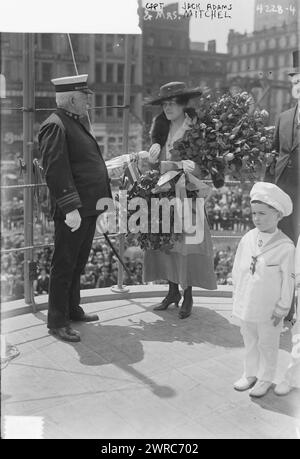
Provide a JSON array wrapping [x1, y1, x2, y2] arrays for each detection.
[[232, 228, 295, 382]]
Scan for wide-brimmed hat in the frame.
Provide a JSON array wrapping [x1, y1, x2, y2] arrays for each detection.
[[288, 50, 300, 76], [145, 81, 202, 105]]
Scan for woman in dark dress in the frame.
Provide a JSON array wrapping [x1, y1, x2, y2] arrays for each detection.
[[144, 81, 224, 319]]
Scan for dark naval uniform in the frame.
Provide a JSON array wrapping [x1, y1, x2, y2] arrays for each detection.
[[39, 108, 112, 329], [273, 104, 300, 244]]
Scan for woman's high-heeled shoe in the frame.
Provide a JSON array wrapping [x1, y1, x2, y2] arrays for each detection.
[[179, 287, 193, 319], [178, 298, 193, 319], [153, 292, 181, 311]]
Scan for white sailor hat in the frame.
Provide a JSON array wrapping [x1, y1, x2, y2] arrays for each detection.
[[51, 74, 93, 94], [250, 182, 293, 217]]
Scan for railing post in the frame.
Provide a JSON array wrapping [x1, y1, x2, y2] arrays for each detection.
[[111, 35, 132, 294], [23, 33, 36, 310]]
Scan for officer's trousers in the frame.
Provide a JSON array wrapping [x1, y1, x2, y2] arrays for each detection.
[[47, 216, 97, 329]]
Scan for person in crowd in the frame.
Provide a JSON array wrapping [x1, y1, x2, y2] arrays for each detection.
[[232, 182, 295, 397], [144, 81, 222, 319], [96, 264, 115, 288], [35, 268, 50, 295], [274, 234, 300, 395], [38, 74, 112, 342]]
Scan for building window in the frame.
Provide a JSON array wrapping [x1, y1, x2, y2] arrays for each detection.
[[117, 64, 124, 83], [232, 45, 239, 56], [131, 65, 135, 84], [41, 62, 53, 81], [269, 38, 276, 49], [285, 53, 292, 66], [290, 34, 297, 47], [279, 36, 287, 48], [241, 59, 247, 72], [3, 60, 12, 81], [107, 136, 122, 159], [232, 61, 238, 73], [106, 35, 114, 53], [65, 63, 75, 75], [95, 35, 103, 51], [95, 94, 103, 121], [117, 94, 123, 119], [35, 62, 40, 81], [130, 95, 135, 116], [278, 54, 285, 67], [106, 63, 114, 82], [250, 42, 257, 53], [41, 34, 53, 50], [96, 136, 105, 152], [96, 63, 102, 82], [106, 94, 114, 118], [178, 61, 186, 77], [258, 56, 265, 69], [147, 34, 155, 46], [241, 43, 248, 54]]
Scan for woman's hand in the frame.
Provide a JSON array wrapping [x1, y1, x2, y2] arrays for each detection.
[[182, 160, 195, 173], [149, 143, 161, 164]]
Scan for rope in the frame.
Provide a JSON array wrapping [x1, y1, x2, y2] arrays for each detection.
[[66, 33, 95, 136], [0, 234, 120, 254], [67, 34, 79, 75], [0, 105, 129, 112], [0, 233, 242, 255]]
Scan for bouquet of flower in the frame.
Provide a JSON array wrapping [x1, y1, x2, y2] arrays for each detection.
[[125, 169, 199, 252], [172, 91, 276, 182]]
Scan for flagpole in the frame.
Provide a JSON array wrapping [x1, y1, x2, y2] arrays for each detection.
[[112, 34, 133, 293]]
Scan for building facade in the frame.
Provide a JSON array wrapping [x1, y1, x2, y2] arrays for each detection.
[[227, 15, 299, 123], [142, 2, 228, 146], [1, 32, 143, 162]]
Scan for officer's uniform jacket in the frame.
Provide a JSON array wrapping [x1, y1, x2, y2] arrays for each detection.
[[232, 228, 295, 322], [38, 108, 112, 218]]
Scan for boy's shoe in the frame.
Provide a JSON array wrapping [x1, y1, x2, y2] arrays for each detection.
[[274, 381, 292, 396], [233, 376, 257, 391], [249, 380, 272, 397]]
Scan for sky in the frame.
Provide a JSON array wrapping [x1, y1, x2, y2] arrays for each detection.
[[187, 0, 255, 53], [0, 0, 255, 53]]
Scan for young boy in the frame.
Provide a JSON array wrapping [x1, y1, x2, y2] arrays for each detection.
[[232, 182, 295, 397], [274, 234, 300, 395]]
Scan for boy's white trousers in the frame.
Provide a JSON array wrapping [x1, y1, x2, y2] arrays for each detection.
[[240, 320, 282, 382]]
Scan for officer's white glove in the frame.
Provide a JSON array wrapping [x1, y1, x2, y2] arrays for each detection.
[[182, 160, 195, 173], [65, 209, 81, 232], [149, 143, 161, 164]]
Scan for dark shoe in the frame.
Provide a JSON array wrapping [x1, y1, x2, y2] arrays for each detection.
[[49, 327, 81, 342], [153, 292, 181, 311], [70, 313, 99, 322], [179, 298, 193, 319]]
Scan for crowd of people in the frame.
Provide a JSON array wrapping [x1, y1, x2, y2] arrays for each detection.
[[206, 185, 253, 233], [1, 184, 249, 302], [1, 230, 237, 302]]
